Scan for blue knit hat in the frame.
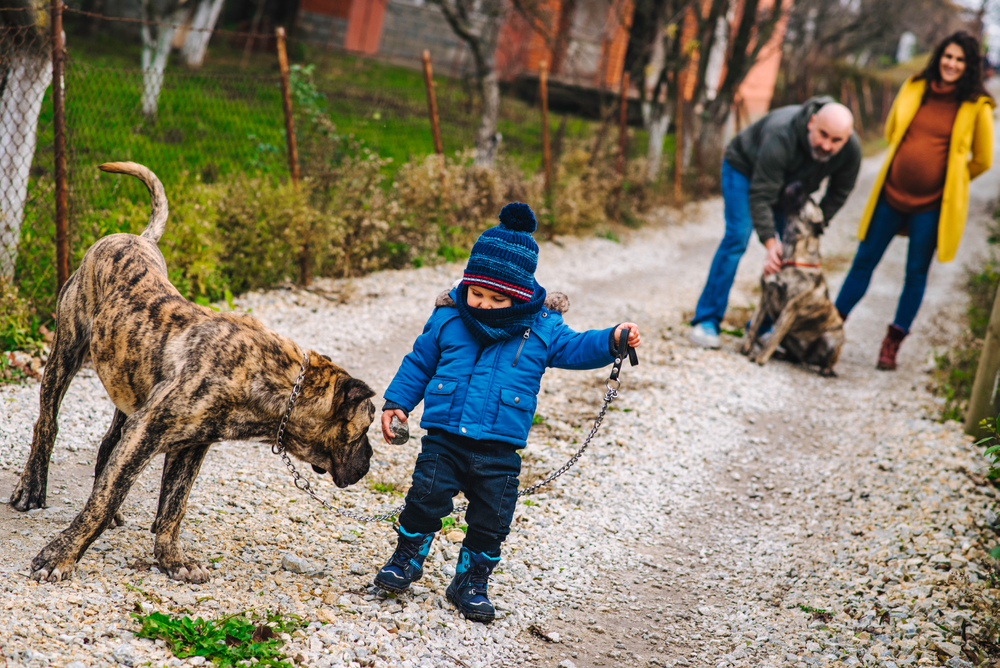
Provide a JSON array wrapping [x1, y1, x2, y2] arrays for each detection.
[[463, 202, 539, 302]]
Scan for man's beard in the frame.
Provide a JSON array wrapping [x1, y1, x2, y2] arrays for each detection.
[[811, 145, 833, 162]]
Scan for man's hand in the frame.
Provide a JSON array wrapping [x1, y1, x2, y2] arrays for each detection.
[[381, 409, 408, 444], [763, 238, 783, 276], [614, 323, 642, 349]]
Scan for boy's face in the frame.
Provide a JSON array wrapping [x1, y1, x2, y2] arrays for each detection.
[[467, 285, 513, 309]]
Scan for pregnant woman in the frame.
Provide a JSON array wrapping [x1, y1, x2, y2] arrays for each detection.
[[834, 31, 995, 370]]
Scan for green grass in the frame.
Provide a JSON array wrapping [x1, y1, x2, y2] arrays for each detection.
[[53, 33, 652, 213]]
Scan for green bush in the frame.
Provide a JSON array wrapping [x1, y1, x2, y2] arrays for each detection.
[[0, 278, 44, 354]]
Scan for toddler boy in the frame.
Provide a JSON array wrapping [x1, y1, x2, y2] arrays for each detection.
[[374, 202, 641, 622]]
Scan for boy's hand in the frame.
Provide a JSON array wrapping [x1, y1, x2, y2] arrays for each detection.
[[614, 323, 642, 349], [381, 409, 408, 444]]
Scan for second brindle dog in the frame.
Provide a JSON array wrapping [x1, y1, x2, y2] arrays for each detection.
[[741, 193, 845, 376]]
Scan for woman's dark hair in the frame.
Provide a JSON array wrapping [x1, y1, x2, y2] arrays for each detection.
[[916, 31, 992, 102]]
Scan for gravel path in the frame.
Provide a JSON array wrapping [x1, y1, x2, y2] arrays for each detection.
[[2, 113, 1000, 668]]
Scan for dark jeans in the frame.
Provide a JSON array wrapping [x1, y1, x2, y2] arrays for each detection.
[[693, 160, 786, 328], [834, 194, 939, 333], [398, 429, 521, 557]]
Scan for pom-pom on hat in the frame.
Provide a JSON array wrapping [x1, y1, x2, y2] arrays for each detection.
[[462, 202, 539, 302]]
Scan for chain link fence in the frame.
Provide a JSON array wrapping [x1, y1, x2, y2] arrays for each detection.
[[0, 21, 54, 310], [2, 10, 640, 331]]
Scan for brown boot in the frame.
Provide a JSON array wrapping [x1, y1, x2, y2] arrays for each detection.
[[876, 324, 907, 370]]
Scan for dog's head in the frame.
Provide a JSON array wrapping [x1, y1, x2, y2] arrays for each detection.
[[281, 354, 376, 488], [779, 181, 825, 233]]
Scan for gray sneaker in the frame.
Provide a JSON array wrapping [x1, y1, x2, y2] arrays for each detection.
[[689, 322, 721, 349]]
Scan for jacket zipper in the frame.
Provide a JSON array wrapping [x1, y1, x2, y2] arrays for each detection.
[[512, 329, 531, 367]]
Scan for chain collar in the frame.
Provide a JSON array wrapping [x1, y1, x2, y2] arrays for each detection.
[[272, 352, 308, 456]]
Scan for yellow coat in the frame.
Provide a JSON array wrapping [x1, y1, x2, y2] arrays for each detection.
[[858, 77, 995, 262]]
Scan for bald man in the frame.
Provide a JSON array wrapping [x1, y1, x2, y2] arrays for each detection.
[[689, 97, 861, 349]]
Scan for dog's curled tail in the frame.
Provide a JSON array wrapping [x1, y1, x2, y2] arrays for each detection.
[[98, 162, 168, 243]]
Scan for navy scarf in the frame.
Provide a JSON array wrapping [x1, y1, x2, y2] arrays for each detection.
[[455, 283, 546, 346]]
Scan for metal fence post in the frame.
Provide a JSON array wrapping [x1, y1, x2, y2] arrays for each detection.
[[540, 60, 551, 199], [422, 50, 443, 155], [965, 283, 1000, 435], [52, 0, 68, 292]]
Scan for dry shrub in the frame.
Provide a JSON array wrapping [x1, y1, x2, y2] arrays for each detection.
[[217, 176, 330, 293], [393, 151, 535, 263]]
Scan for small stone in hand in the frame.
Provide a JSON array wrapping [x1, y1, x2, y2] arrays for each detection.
[[388, 415, 409, 445]]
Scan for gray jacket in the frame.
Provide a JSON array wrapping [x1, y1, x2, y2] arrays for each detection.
[[723, 96, 862, 243]]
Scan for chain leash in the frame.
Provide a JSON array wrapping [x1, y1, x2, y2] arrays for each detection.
[[273, 328, 635, 523]]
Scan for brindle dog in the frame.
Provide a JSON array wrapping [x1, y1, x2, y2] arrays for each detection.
[[741, 194, 845, 377], [8, 162, 376, 583]]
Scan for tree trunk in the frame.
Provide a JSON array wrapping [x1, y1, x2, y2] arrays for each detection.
[[474, 70, 501, 167], [0, 48, 52, 278], [140, 2, 184, 118], [642, 91, 672, 182], [181, 0, 226, 69]]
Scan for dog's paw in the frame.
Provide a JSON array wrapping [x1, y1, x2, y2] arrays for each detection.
[[160, 559, 211, 583], [8, 478, 45, 512], [30, 544, 77, 583], [820, 367, 837, 378]]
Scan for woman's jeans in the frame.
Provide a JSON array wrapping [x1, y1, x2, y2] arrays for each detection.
[[693, 160, 785, 328], [397, 429, 521, 557], [834, 195, 939, 333]]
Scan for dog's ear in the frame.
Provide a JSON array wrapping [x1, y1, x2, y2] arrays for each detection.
[[321, 354, 332, 362], [342, 377, 375, 404]]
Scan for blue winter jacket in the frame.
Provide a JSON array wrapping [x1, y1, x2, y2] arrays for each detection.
[[384, 288, 616, 448]]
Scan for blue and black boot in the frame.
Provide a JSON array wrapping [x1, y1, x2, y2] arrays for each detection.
[[373, 525, 435, 593], [445, 546, 500, 623]]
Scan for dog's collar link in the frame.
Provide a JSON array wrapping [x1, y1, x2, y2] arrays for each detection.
[[273, 353, 308, 457]]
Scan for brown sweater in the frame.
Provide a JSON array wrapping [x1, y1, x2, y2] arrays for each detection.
[[884, 81, 961, 213]]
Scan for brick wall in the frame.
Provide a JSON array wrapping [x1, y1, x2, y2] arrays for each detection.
[[378, 0, 478, 75], [298, 10, 349, 50]]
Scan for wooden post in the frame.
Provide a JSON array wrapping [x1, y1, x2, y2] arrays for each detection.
[[422, 50, 443, 155], [673, 88, 684, 203], [966, 283, 1000, 435], [276, 27, 300, 185], [881, 81, 893, 133], [276, 27, 308, 285], [51, 0, 68, 291], [241, 0, 267, 69], [616, 71, 629, 176], [540, 60, 551, 198]]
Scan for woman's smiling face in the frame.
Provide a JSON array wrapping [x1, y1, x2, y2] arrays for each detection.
[[939, 42, 967, 84]]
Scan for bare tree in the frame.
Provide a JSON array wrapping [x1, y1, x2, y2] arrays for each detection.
[[0, 0, 52, 278], [181, 0, 226, 68], [140, 0, 187, 118], [780, 0, 972, 101], [691, 0, 786, 168], [628, 0, 783, 178], [429, 0, 507, 167], [429, 0, 559, 167]]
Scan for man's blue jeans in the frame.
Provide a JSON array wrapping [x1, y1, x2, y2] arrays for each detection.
[[397, 429, 521, 558], [693, 160, 785, 329], [834, 194, 939, 333]]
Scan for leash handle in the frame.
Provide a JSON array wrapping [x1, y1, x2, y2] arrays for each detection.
[[610, 327, 638, 383]]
